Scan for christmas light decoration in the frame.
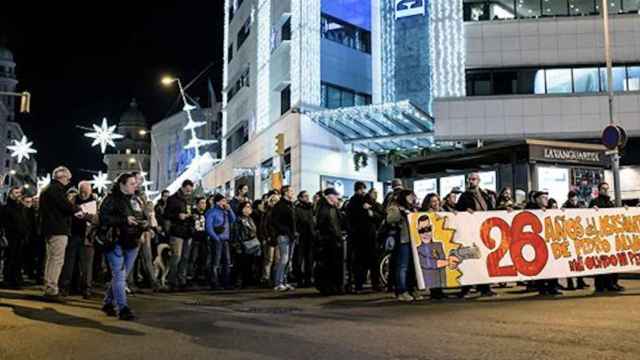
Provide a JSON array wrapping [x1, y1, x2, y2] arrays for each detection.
[[7, 135, 37, 163], [37, 174, 51, 196], [90, 171, 112, 194], [84, 117, 124, 153]]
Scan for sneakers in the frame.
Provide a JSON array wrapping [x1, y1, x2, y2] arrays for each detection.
[[118, 306, 136, 321], [42, 293, 66, 303], [397, 292, 414, 302], [102, 304, 117, 317], [285, 284, 296, 291], [274, 285, 288, 292], [411, 292, 425, 301]]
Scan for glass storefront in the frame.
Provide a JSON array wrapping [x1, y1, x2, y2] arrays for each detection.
[[464, 0, 640, 21], [467, 63, 640, 96]]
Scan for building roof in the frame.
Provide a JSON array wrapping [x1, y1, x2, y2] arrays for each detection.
[[119, 99, 147, 128], [304, 100, 435, 153], [0, 46, 13, 61]]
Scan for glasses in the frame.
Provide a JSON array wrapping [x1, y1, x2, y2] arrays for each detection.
[[418, 225, 432, 234]]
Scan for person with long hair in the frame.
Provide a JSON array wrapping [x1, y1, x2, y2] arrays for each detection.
[[386, 189, 422, 302], [99, 173, 149, 320], [421, 193, 442, 212], [232, 200, 262, 288]]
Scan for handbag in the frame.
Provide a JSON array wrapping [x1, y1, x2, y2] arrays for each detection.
[[214, 211, 227, 234], [242, 238, 262, 256]]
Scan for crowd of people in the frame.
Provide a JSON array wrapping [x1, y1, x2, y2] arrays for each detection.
[[0, 166, 631, 320]]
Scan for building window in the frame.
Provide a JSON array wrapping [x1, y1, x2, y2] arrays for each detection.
[[227, 67, 250, 102], [226, 121, 249, 156], [599, 67, 626, 92], [237, 16, 251, 50], [545, 68, 573, 94], [321, 82, 371, 110], [280, 85, 291, 115], [228, 44, 234, 63], [321, 14, 371, 54], [464, 0, 637, 21]]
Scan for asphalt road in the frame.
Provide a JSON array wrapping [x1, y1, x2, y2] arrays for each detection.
[[1, 280, 639, 360]]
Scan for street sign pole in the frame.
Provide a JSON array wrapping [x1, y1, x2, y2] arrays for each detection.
[[601, 0, 622, 206]]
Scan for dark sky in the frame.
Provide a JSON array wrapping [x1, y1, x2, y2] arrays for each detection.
[[0, 2, 224, 180]]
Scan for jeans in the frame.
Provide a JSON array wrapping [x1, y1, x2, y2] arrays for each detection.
[[393, 242, 413, 295], [44, 235, 68, 295], [209, 240, 232, 288], [274, 235, 295, 287], [168, 236, 192, 288], [104, 245, 139, 311], [262, 244, 276, 282]]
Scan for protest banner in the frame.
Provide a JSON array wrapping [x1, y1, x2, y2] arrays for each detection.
[[408, 208, 640, 290]]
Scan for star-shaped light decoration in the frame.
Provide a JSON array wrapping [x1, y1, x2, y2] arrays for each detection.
[[7, 135, 37, 163], [37, 174, 51, 196], [184, 136, 218, 151], [90, 171, 112, 194], [84, 118, 124, 153]]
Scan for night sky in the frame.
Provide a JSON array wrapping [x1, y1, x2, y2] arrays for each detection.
[[1, 2, 224, 180]]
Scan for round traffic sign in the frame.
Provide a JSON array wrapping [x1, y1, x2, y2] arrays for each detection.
[[602, 125, 621, 150]]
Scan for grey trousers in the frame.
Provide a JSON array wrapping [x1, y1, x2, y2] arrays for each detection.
[[44, 235, 68, 295], [168, 236, 192, 287]]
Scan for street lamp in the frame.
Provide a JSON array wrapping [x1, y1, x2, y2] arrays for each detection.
[[161, 75, 205, 158], [139, 129, 147, 136]]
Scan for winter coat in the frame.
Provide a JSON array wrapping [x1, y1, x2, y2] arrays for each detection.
[[39, 180, 80, 237], [270, 198, 297, 240], [99, 188, 148, 250], [165, 190, 194, 239], [295, 201, 316, 243], [2, 197, 29, 241], [315, 197, 342, 247], [205, 205, 236, 242], [589, 196, 614, 209], [456, 188, 495, 212], [346, 193, 383, 247], [386, 205, 412, 244]]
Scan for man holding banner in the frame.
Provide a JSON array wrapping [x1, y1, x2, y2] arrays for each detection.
[[589, 182, 624, 293], [455, 172, 497, 298]]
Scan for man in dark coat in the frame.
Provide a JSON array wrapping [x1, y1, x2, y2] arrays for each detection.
[[314, 188, 344, 295], [456, 172, 497, 298], [589, 182, 623, 293], [270, 185, 297, 291], [526, 191, 562, 296], [39, 166, 82, 301], [346, 182, 383, 292], [1, 186, 29, 289], [293, 191, 315, 288], [164, 180, 195, 290]]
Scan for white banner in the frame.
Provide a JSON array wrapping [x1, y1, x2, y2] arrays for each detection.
[[408, 208, 640, 290]]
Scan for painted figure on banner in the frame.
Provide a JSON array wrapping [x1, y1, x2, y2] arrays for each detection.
[[410, 213, 481, 289]]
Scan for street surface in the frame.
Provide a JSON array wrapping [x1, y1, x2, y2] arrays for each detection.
[[1, 280, 640, 360]]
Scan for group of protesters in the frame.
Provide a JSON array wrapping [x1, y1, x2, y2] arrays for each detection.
[[0, 165, 630, 320]]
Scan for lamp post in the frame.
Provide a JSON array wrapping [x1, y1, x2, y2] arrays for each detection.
[[601, 0, 622, 207]]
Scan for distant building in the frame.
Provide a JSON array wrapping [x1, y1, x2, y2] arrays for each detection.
[[150, 103, 222, 192], [103, 99, 150, 181], [0, 44, 37, 198]]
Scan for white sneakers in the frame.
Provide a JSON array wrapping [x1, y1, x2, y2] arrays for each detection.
[[397, 292, 414, 302], [274, 284, 296, 292], [396, 292, 425, 302]]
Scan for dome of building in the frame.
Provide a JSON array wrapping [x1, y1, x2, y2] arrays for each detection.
[[119, 98, 147, 128], [0, 46, 13, 61]]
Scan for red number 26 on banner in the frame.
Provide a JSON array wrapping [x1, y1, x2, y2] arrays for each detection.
[[480, 212, 549, 277]]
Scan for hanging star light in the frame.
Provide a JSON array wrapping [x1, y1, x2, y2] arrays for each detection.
[[85, 117, 124, 153], [90, 171, 112, 194], [7, 135, 37, 163], [37, 174, 51, 196]]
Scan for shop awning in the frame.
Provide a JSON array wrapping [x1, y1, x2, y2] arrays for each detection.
[[305, 100, 435, 153]]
